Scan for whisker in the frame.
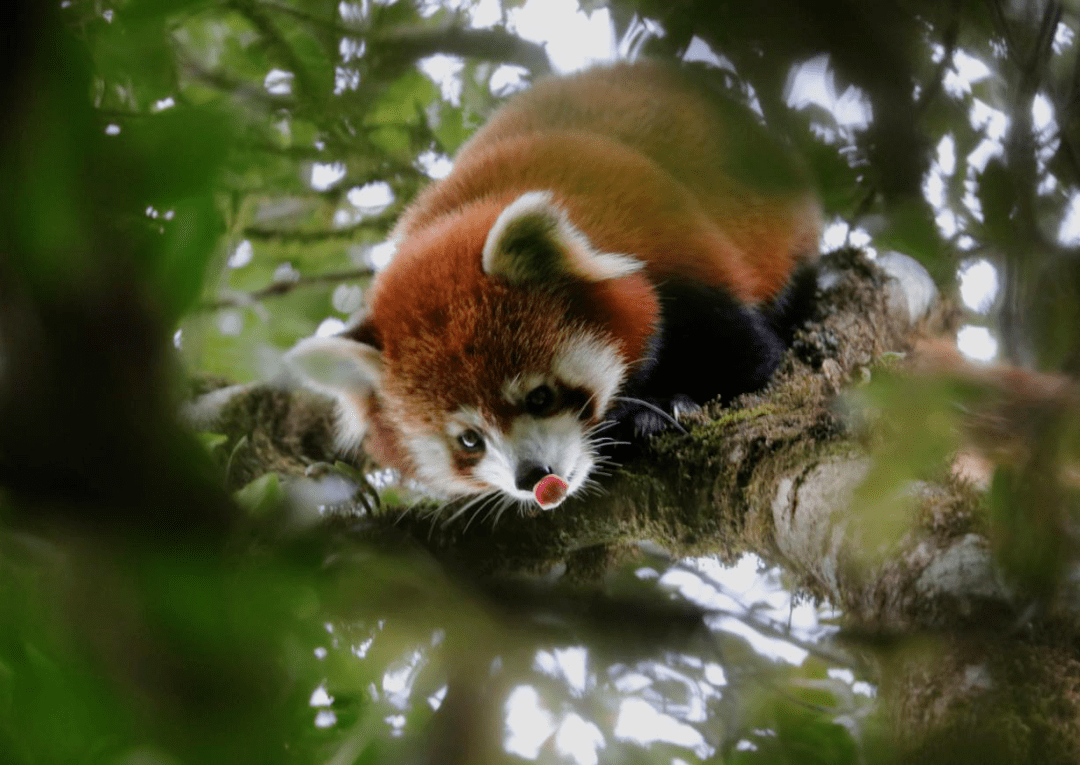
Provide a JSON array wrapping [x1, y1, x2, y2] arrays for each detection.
[[426, 504, 444, 540], [462, 503, 483, 532], [443, 490, 496, 527], [589, 433, 625, 441], [587, 447, 625, 464], [585, 419, 619, 436], [613, 395, 687, 434], [478, 496, 505, 526], [493, 496, 520, 526], [462, 491, 502, 532], [576, 390, 605, 422], [580, 477, 609, 498], [589, 437, 629, 449]]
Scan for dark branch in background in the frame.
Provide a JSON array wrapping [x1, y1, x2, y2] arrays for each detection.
[[369, 27, 551, 75], [177, 52, 297, 110], [202, 266, 375, 311], [242, 208, 398, 242], [1041, 2, 1080, 204], [251, 1, 552, 76], [996, 0, 1062, 366], [843, 0, 961, 247], [256, 0, 345, 30], [1054, 38, 1080, 231], [229, 0, 323, 105], [914, 0, 963, 116], [1048, 10, 1080, 193]]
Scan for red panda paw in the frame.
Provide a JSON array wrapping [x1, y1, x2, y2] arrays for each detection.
[[670, 394, 704, 422], [623, 394, 702, 439]]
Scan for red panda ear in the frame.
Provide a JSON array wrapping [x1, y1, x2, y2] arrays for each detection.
[[285, 334, 382, 449], [286, 335, 382, 392], [482, 191, 643, 284]]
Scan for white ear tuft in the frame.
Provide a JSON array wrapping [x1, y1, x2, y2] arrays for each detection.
[[286, 336, 382, 394], [482, 191, 643, 284], [285, 336, 383, 448]]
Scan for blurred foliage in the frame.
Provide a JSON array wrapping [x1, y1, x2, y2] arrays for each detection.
[[2, 0, 1080, 763]]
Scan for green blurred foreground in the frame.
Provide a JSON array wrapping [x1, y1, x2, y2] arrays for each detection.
[[0, 5, 878, 762], [2, 1, 1080, 763]]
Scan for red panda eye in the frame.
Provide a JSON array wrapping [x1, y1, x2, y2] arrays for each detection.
[[458, 429, 485, 452], [525, 385, 556, 416]]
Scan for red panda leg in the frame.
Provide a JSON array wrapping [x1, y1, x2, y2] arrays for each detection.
[[761, 261, 820, 346], [613, 273, 814, 437]]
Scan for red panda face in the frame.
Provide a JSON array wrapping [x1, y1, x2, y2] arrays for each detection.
[[288, 192, 658, 511], [286, 61, 821, 513], [376, 290, 630, 508]]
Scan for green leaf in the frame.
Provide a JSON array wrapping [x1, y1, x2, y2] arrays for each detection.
[[233, 473, 284, 516], [196, 431, 229, 453], [120, 108, 236, 205], [873, 198, 949, 279], [89, 12, 176, 110], [155, 195, 226, 321], [365, 68, 440, 133]]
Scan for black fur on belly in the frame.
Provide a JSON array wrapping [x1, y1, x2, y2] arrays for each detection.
[[761, 260, 819, 345], [610, 267, 817, 438]]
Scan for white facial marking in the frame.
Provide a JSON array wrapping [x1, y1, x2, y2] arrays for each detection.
[[473, 411, 594, 507], [445, 406, 488, 439], [401, 423, 461, 497], [553, 331, 627, 417], [502, 373, 548, 404], [395, 355, 620, 509], [387, 407, 482, 498]]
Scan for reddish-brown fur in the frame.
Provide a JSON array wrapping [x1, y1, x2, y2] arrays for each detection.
[[325, 61, 820, 496], [395, 61, 819, 304], [359, 198, 656, 474]]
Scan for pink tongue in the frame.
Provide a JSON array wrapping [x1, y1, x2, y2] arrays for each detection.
[[534, 474, 569, 508]]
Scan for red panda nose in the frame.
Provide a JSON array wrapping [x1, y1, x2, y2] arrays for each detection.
[[515, 462, 553, 492]]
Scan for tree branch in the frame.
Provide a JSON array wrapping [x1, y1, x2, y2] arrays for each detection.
[[914, 0, 962, 116], [241, 209, 398, 242], [189, 250, 1043, 628], [244, 2, 552, 76], [202, 265, 375, 311], [368, 26, 551, 75], [228, 0, 323, 104]]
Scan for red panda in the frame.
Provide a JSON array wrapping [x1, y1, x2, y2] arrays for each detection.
[[288, 61, 821, 511]]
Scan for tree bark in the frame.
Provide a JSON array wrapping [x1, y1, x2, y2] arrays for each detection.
[[189, 249, 1080, 762]]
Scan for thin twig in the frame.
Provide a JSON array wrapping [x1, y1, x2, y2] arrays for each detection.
[[240, 1, 551, 74], [242, 210, 399, 242], [229, 0, 321, 102], [257, 0, 364, 32], [371, 26, 551, 75], [176, 52, 295, 109], [202, 266, 375, 311], [914, 0, 962, 116]]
